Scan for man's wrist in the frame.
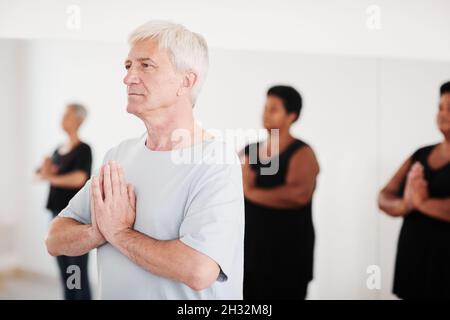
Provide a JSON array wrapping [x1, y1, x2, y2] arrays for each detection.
[[88, 225, 106, 246], [110, 227, 134, 248]]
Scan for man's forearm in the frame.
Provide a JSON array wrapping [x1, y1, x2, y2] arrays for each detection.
[[46, 217, 105, 256], [109, 229, 216, 290], [417, 198, 450, 222]]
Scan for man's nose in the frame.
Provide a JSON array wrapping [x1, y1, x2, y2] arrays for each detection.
[[123, 70, 140, 85]]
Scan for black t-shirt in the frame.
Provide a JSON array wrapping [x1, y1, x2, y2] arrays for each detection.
[[46, 142, 92, 213]]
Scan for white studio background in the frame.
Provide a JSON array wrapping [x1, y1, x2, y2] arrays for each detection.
[[1, 0, 450, 61], [3, 37, 448, 299]]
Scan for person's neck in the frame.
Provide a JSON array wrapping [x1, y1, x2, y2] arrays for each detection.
[[142, 103, 206, 151], [265, 128, 293, 154], [442, 134, 450, 153], [67, 132, 80, 147], [268, 127, 293, 143]]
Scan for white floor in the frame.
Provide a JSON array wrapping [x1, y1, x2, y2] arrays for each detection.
[[0, 270, 61, 300]]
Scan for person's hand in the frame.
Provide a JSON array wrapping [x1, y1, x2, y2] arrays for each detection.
[[404, 162, 428, 210], [89, 166, 106, 246], [36, 157, 58, 180], [90, 160, 136, 244]]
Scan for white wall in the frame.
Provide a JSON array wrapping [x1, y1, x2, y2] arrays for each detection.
[[0, 40, 28, 270], [1, 0, 450, 62]]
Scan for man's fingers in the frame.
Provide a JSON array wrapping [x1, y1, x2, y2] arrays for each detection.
[[91, 176, 104, 205], [99, 165, 105, 199], [118, 164, 127, 195], [109, 160, 120, 196], [127, 184, 136, 211], [103, 164, 113, 200]]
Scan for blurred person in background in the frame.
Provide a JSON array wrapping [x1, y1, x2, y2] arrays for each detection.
[[240, 85, 320, 300], [36, 103, 92, 300], [378, 81, 450, 299]]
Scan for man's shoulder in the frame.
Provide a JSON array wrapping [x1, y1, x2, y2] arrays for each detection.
[[201, 137, 241, 166]]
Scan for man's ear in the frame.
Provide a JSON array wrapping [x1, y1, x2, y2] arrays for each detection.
[[177, 71, 197, 97]]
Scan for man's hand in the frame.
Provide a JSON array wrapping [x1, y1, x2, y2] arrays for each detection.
[[91, 160, 136, 244], [89, 165, 106, 246]]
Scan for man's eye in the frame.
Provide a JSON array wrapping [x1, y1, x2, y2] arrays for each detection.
[[125, 65, 131, 70], [142, 63, 149, 68]]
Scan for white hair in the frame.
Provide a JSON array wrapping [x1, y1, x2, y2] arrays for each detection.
[[128, 20, 209, 105]]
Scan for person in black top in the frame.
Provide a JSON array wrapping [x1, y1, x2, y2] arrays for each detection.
[[240, 85, 320, 300], [35, 103, 92, 300], [378, 81, 450, 299]]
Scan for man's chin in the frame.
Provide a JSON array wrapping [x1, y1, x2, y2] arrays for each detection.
[[126, 103, 140, 115]]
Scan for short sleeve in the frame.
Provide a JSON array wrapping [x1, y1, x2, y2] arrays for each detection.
[[73, 144, 93, 176], [58, 179, 92, 224], [179, 160, 245, 283], [58, 147, 116, 224]]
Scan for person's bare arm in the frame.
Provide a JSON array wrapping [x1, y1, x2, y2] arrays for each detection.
[[46, 170, 88, 188], [378, 158, 412, 217], [46, 216, 105, 256], [244, 146, 320, 209], [46, 168, 106, 256], [110, 229, 220, 291], [417, 198, 450, 222]]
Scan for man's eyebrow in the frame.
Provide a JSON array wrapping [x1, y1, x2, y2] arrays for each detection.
[[124, 57, 158, 65]]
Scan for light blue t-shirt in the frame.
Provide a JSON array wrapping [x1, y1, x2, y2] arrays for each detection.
[[59, 133, 245, 299]]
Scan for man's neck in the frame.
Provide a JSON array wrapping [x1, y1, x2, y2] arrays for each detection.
[[142, 104, 206, 151]]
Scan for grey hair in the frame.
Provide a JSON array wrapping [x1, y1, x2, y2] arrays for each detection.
[[128, 20, 209, 105], [67, 103, 88, 123]]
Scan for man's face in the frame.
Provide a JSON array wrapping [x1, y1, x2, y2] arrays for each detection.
[[123, 38, 182, 117]]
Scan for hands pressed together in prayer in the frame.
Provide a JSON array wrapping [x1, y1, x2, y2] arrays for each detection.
[[403, 162, 429, 212], [89, 160, 136, 246]]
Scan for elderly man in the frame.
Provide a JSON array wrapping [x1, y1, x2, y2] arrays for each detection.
[[45, 21, 245, 299]]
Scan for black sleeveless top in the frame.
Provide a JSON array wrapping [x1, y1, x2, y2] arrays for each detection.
[[243, 138, 315, 298], [46, 142, 92, 214], [394, 144, 450, 299]]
